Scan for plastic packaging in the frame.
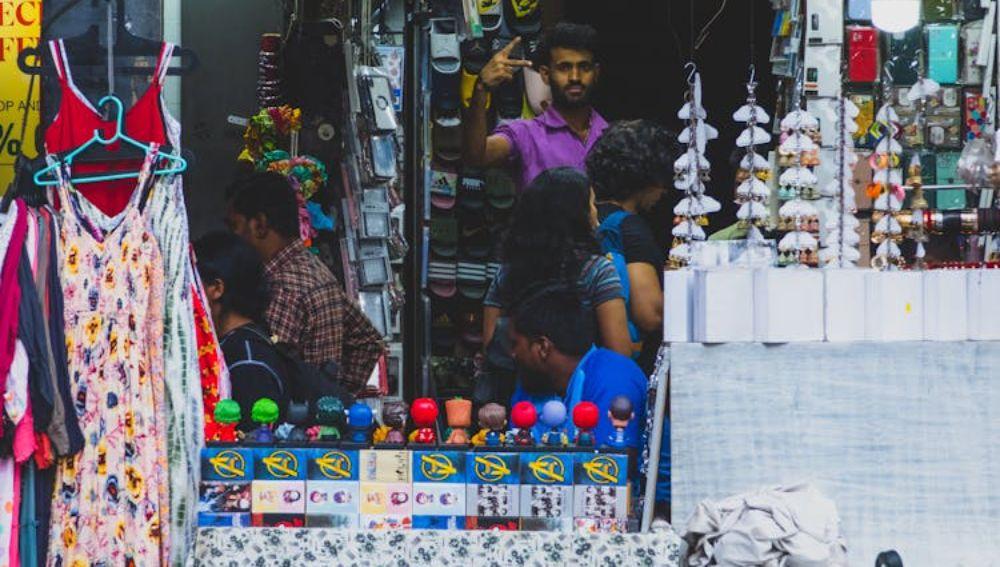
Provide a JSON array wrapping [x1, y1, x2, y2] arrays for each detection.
[[847, 26, 879, 83]]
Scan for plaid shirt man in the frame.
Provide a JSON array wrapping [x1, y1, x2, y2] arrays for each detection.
[[264, 240, 384, 393]]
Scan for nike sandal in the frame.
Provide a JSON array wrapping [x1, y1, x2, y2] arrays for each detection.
[[504, 0, 542, 36], [461, 224, 493, 259], [523, 68, 551, 115], [430, 18, 461, 75], [433, 109, 463, 163], [485, 169, 516, 208], [430, 216, 459, 258], [431, 168, 459, 210], [478, 0, 504, 32]]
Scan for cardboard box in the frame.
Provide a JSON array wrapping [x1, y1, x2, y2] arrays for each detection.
[[519, 453, 574, 519], [865, 271, 924, 341], [573, 453, 629, 520], [412, 450, 466, 525], [201, 446, 254, 482], [806, 0, 845, 45], [753, 269, 825, 343], [824, 268, 868, 341], [200, 446, 255, 528], [923, 270, 969, 341], [197, 513, 252, 527], [663, 269, 695, 342], [251, 480, 306, 514], [694, 269, 755, 343], [466, 452, 520, 517], [967, 269, 1000, 340], [360, 449, 411, 483]]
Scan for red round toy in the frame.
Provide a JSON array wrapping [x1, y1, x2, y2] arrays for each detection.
[[572, 401, 599, 430], [411, 398, 439, 427], [510, 401, 538, 429]]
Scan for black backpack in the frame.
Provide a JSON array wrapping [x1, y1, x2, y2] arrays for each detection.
[[236, 325, 355, 407]]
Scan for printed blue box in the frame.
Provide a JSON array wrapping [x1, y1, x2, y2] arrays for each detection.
[[199, 447, 254, 527], [466, 452, 520, 518], [519, 453, 574, 519], [573, 453, 629, 520], [412, 451, 466, 522], [306, 448, 360, 527], [412, 515, 467, 530], [254, 447, 308, 480]]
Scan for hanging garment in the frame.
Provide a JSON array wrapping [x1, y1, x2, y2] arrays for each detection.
[[43, 40, 173, 217], [48, 151, 169, 566], [0, 202, 28, 429], [46, 41, 207, 566]]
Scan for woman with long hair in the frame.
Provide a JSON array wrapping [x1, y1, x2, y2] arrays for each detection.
[[482, 167, 632, 357]]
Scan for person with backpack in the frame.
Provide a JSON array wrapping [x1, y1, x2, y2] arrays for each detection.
[[195, 231, 290, 431], [586, 120, 680, 372]]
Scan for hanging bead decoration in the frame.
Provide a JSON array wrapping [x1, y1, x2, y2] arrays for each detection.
[[732, 66, 773, 243], [776, 106, 822, 267], [670, 67, 720, 267], [870, 64, 907, 270], [819, 96, 862, 268]]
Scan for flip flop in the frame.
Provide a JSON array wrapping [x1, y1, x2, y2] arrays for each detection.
[[460, 170, 487, 210], [478, 0, 504, 32], [433, 68, 461, 111], [504, 0, 542, 36], [430, 18, 461, 75], [457, 262, 490, 299], [430, 216, 459, 258], [495, 70, 525, 120], [433, 109, 463, 163], [431, 168, 459, 210], [429, 261, 458, 299], [485, 169, 516, 208], [462, 37, 492, 74], [523, 68, 551, 115]]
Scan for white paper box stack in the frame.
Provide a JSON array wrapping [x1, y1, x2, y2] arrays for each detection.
[[923, 270, 969, 341], [864, 271, 924, 341], [966, 269, 1000, 340], [663, 269, 695, 342], [753, 269, 825, 342], [824, 268, 867, 341], [694, 269, 754, 343]]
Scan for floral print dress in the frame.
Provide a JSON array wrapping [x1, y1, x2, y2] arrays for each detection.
[[48, 151, 170, 566]]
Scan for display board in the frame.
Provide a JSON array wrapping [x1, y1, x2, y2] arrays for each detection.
[[670, 341, 1000, 566], [0, 0, 41, 193]]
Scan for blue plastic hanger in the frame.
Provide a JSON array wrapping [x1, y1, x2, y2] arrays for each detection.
[[33, 94, 187, 187]]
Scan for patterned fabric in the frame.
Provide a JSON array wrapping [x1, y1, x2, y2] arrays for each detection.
[[192, 528, 684, 566], [264, 241, 384, 392], [49, 153, 170, 566], [193, 287, 222, 431]]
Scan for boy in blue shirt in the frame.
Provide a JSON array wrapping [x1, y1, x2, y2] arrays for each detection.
[[507, 288, 647, 453]]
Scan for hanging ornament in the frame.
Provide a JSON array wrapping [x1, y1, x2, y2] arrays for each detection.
[[870, 63, 908, 270], [669, 65, 716, 267], [731, 66, 773, 244], [820, 96, 862, 268], [776, 73, 821, 267]]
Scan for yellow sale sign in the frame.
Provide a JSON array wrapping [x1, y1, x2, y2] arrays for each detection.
[[0, 0, 41, 194]]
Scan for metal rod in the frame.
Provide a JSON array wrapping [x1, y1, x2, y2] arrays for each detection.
[[640, 344, 670, 532]]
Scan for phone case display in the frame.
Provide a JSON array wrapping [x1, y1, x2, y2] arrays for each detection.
[[849, 91, 878, 148], [894, 88, 925, 148], [731, 73, 773, 239], [848, 0, 872, 20], [807, 0, 845, 45], [963, 89, 989, 141], [670, 70, 720, 267], [927, 24, 959, 85], [777, 108, 822, 266], [820, 98, 863, 267], [847, 26, 879, 83], [926, 86, 963, 148], [886, 29, 922, 86], [961, 21, 985, 84], [923, 0, 956, 21]]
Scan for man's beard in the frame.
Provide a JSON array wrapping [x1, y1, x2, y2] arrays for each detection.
[[551, 83, 591, 110], [518, 367, 554, 395]]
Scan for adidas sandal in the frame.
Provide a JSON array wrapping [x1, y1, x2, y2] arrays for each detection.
[[430, 18, 461, 74], [460, 170, 487, 210], [485, 169, 516, 208], [433, 109, 463, 163], [457, 262, 490, 299], [429, 260, 459, 299], [461, 225, 493, 259], [524, 68, 552, 115], [478, 0, 504, 32], [430, 216, 459, 258], [504, 0, 542, 36], [431, 168, 459, 210]]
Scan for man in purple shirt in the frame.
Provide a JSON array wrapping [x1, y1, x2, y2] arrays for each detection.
[[464, 23, 608, 190]]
